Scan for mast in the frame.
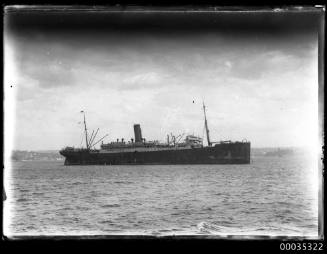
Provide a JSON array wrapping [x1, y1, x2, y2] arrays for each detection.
[[81, 111, 89, 150], [202, 102, 211, 147]]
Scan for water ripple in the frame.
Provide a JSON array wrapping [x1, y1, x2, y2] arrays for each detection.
[[5, 156, 319, 236]]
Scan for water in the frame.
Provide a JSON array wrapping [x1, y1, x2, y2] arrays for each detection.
[[4, 155, 319, 237]]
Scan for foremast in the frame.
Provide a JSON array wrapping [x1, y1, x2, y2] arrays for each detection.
[[80, 111, 108, 150]]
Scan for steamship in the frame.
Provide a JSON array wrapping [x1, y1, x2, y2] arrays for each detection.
[[59, 103, 251, 165]]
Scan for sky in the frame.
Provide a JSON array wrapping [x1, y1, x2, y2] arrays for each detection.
[[4, 8, 322, 150]]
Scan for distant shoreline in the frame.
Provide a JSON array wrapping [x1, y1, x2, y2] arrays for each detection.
[[10, 150, 64, 162], [9, 147, 309, 162]]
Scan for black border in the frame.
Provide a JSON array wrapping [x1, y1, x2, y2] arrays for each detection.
[[1, 3, 325, 252]]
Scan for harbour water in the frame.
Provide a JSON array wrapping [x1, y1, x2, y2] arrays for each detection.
[[4, 154, 319, 237]]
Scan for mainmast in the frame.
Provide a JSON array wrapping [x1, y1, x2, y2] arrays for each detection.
[[81, 111, 89, 150], [202, 102, 212, 147]]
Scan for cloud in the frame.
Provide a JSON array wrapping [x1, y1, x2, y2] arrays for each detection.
[[11, 30, 317, 94], [221, 49, 309, 81], [224, 61, 232, 69], [6, 29, 319, 149], [122, 71, 162, 90]]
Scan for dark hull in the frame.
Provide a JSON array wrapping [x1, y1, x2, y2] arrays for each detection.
[[60, 142, 251, 165]]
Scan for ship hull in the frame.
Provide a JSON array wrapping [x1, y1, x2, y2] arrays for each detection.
[[60, 142, 251, 165]]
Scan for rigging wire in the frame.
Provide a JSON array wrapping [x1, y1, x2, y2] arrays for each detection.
[[77, 122, 84, 148], [202, 125, 205, 146], [79, 131, 84, 148]]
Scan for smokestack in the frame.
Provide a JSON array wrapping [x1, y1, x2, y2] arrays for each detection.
[[134, 124, 143, 143]]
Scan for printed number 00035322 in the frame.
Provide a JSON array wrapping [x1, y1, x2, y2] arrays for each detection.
[[280, 243, 323, 251]]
